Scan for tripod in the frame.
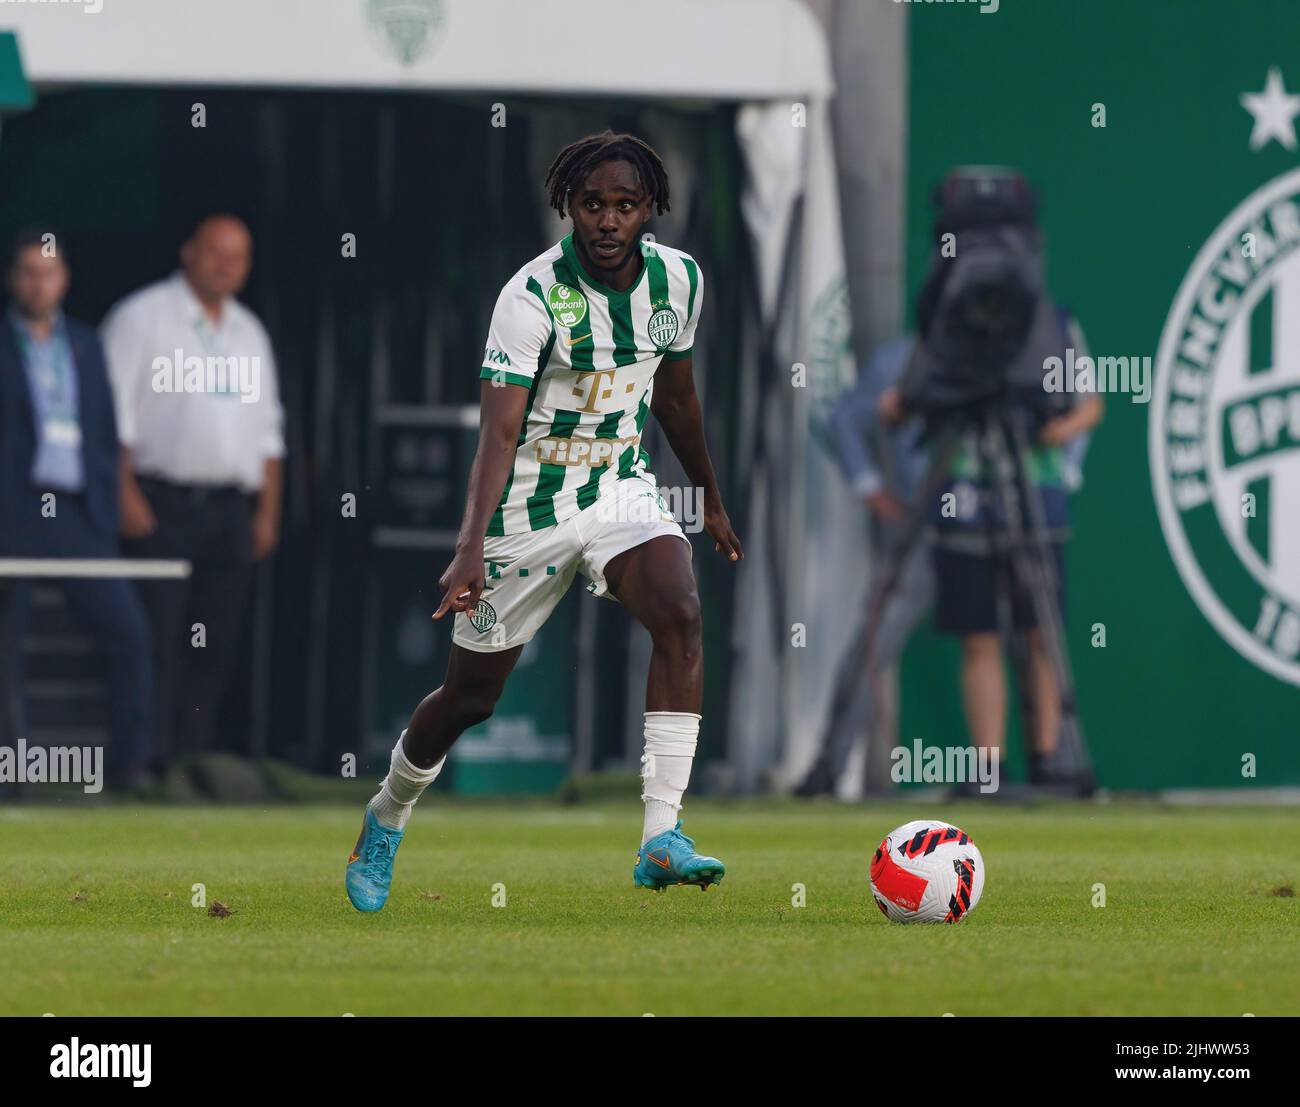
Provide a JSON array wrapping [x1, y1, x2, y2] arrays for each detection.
[[853, 399, 1095, 796]]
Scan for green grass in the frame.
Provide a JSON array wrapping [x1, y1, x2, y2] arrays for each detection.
[[1, 800, 1296, 1015]]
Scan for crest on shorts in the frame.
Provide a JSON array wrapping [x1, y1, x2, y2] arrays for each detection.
[[468, 598, 497, 633], [1151, 166, 1300, 685], [547, 283, 588, 329], [648, 303, 680, 351]]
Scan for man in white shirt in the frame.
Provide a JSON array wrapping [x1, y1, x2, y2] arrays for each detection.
[[101, 214, 285, 763]]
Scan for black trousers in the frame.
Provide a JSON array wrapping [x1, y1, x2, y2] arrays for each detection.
[[122, 477, 255, 764], [2, 494, 154, 779]]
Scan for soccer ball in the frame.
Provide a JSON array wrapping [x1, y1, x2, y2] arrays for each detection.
[[869, 819, 984, 924]]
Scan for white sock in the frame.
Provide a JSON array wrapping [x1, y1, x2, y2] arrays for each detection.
[[640, 711, 700, 845], [369, 730, 445, 831]]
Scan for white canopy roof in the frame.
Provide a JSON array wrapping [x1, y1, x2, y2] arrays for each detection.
[[4, 0, 832, 100]]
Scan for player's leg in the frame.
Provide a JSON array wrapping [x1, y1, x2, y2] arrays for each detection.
[[600, 532, 724, 891], [407, 643, 522, 767], [371, 643, 522, 825], [603, 533, 703, 713], [347, 521, 579, 912], [346, 643, 522, 914]]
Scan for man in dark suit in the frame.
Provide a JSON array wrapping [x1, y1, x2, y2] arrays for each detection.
[[0, 229, 153, 786]]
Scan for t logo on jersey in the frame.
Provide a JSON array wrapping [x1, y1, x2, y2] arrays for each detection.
[[571, 368, 619, 412], [547, 283, 588, 329]]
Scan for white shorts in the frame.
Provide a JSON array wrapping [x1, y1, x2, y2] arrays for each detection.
[[453, 476, 691, 652]]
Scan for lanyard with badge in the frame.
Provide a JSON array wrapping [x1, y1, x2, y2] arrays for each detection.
[[15, 318, 82, 452], [193, 309, 240, 397]]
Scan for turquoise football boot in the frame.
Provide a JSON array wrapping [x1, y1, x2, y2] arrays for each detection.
[[633, 820, 725, 892], [345, 807, 405, 913]]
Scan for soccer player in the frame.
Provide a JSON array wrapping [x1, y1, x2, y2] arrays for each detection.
[[346, 131, 743, 912]]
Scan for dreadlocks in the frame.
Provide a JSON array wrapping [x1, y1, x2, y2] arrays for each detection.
[[544, 130, 671, 219]]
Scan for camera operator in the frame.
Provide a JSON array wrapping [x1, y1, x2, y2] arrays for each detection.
[[881, 168, 1102, 785], [794, 333, 935, 798]]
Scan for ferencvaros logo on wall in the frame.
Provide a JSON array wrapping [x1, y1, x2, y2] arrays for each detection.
[[1151, 166, 1300, 686], [365, 0, 445, 66]]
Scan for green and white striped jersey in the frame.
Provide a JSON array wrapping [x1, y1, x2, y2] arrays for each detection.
[[478, 233, 703, 536]]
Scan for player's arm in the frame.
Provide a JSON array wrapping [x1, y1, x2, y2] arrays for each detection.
[[435, 275, 551, 619], [651, 352, 742, 562], [433, 380, 529, 620]]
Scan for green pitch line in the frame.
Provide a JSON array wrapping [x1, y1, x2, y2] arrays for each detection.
[[0, 802, 1295, 1016]]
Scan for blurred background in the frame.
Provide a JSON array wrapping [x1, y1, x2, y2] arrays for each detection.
[[0, 0, 1296, 802]]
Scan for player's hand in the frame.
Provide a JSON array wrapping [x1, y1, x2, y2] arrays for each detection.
[[866, 490, 906, 523], [433, 547, 486, 620], [704, 499, 743, 562]]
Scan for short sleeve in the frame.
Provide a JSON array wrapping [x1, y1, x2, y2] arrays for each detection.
[[665, 258, 703, 359], [479, 275, 554, 389]]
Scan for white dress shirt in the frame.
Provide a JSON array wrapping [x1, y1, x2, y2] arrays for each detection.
[[100, 272, 285, 492]]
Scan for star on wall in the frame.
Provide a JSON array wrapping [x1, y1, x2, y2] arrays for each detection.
[[1240, 67, 1300, 151]]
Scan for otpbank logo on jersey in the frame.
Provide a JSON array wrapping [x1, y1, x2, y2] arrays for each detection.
[[546, 284, 588, 328], [1151, 166, 1300, 685]]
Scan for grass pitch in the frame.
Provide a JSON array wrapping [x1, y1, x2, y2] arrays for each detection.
[[0, 800, 1295, 1016]]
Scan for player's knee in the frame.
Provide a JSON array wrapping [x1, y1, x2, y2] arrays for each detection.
[[449, 687, 499, 729], [650, 592, 702, 651]]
